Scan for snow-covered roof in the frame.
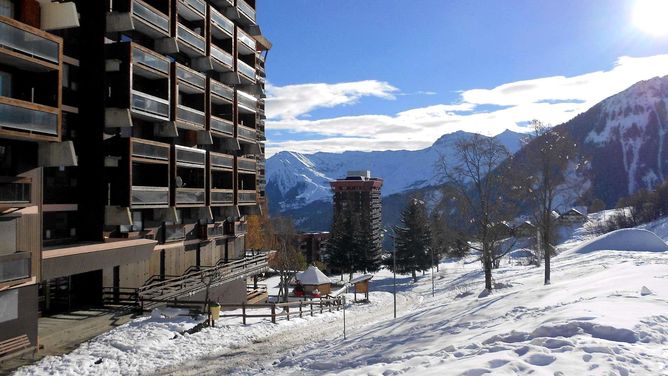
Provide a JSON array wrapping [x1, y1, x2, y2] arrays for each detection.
[[350, 275, 373, 284], [562, 208, 586, 216], [296, 265, 332, 285]]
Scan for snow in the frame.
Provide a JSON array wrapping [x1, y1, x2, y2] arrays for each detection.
[[563, 228, 668, 255], [296, 265, 332, 285], [15, 217, 668, 376]]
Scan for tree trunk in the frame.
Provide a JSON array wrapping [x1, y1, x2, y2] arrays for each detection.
[[544, 217, 551, 285], [412, 269, 417, 283], [483, 248, 493, 290]]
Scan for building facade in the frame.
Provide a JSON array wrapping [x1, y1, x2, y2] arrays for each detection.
[[299, 231, 329, 264], [330, 171, 383, 265], [0, 0, 270, 359]]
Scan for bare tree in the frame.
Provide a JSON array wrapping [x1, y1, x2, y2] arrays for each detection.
[[436, 135, 518, 291], [519, 120, 578, 285], [268, 217, 306, 302]]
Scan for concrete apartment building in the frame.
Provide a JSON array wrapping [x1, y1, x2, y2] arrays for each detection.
[[330, 170, 383, 263], [0, 0, 270, 360]]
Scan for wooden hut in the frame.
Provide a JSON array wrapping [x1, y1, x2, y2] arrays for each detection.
[[514, 221, 536, 238], [557, 208, 588, 224], [295, 265, 332, 296], [350, 275, 373, 302]]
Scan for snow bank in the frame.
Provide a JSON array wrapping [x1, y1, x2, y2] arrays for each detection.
[[562, 228, 668, 255]]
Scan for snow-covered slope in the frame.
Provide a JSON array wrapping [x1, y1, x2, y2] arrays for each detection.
[[18, 216, 668, 375], [267, 130, 524, 212]]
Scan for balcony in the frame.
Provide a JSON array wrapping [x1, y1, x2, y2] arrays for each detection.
[[176, 104, 205, 130], [237, 89, 257, 114], [132, 44, 170, 76], [238, 190, 257, 204], [224, 220, 247, 236], [164, 224, 186, 243], [210, 7, 234, 40], [210, 79, 234, 104], [0, 252, 31, 283], [200, 223, 225, 240], [108, 0, 170, 38], [211, 189, 234, 205], [131, 186, 169, 207], [177, 23, 206, 57], [237, 59, 255, 84], [0, 176, 31, 207], [176, 64, 206, 92], [237, 0, 256, 25], [0, 97, 59, 140], [133, 0, 169, 37], [130, 138, 170, 208], [237, 157, 256, 172], [132, 90, 170, 121], [210, 115, 234, 137], [237, 27, 256, 55], [175, 188, 205, 205], [211, 44, 233, 72], [210, 152, 235, 170], [177, 0, 206, 21], [0, 16, 61, 71], [175, 145, 206, 166], [237, 124, 256, 143], [131, 137, 170, 161]]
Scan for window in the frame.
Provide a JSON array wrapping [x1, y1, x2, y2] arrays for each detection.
[[0, 0, 14, 18], [0, 289, 18, 323], [0, 218, 17, 256], [0, 71, 12, 97]]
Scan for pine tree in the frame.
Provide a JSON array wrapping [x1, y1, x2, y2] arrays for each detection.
[[390, 199, 433, 282], [325, 215, 356, 279]]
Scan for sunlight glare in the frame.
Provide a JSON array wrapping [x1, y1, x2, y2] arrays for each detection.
[[633, 0, 668, 36]]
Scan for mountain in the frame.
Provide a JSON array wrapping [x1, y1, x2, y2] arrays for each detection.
[[266, 130, 525, 215], [555, 75, 668, 206], [268, 76, 668, 233]]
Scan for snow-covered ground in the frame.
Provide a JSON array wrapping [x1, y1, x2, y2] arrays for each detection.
[[14, 215, 668, 375]]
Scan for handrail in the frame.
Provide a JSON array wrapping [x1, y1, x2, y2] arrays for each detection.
[[137, 252, 269, 301]]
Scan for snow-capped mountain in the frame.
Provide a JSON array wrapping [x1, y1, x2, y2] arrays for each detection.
[[558, 75, 668, 206], [266, 129, 525, 214]]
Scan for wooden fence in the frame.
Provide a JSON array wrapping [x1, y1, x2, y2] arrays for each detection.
[[217, 296, 344, 324]]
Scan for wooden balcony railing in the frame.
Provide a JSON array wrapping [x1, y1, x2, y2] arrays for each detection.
[[0, 97, 59, 139], [238, 190, 257, 204], [211, 189, 234, 205], [210, 7, 234, 39], [210, 152, 234, 169], [132, 0, 169, 36], [210, 116, 234, 136], [0, 176, 31, 205], [0, 16, 61, 69]]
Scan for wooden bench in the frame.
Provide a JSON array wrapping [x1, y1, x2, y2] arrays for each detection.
[[0, 334, 34, 362]]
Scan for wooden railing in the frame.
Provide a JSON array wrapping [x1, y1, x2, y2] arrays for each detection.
[[217, 296, 344, 325]]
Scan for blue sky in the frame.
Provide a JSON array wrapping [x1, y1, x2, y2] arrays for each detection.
[[257, 0, 668, 156]]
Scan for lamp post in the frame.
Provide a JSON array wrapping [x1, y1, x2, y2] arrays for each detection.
[[431, 246, 435, 297], [392, 229, 397, 319]]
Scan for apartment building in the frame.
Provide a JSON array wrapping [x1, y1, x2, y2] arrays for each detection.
[[0, 0, 270, 360], [330, 170, 384, 264]]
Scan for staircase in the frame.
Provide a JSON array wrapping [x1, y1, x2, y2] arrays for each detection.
[[103, 252, 270, 311]]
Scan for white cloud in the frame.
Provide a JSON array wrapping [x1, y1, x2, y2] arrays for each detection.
[[265, 54, 668, 157], [265, 80, 398, 120]]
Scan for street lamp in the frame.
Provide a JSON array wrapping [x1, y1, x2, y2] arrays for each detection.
[[392, 228, 397, 319], [431, 246, 435, 297]]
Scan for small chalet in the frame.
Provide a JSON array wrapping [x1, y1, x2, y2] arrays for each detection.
[[490, 222, 513, 238], [295, 265, 332, 296], [514, 221, 536, 238], [557, 208, 588, 224]]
